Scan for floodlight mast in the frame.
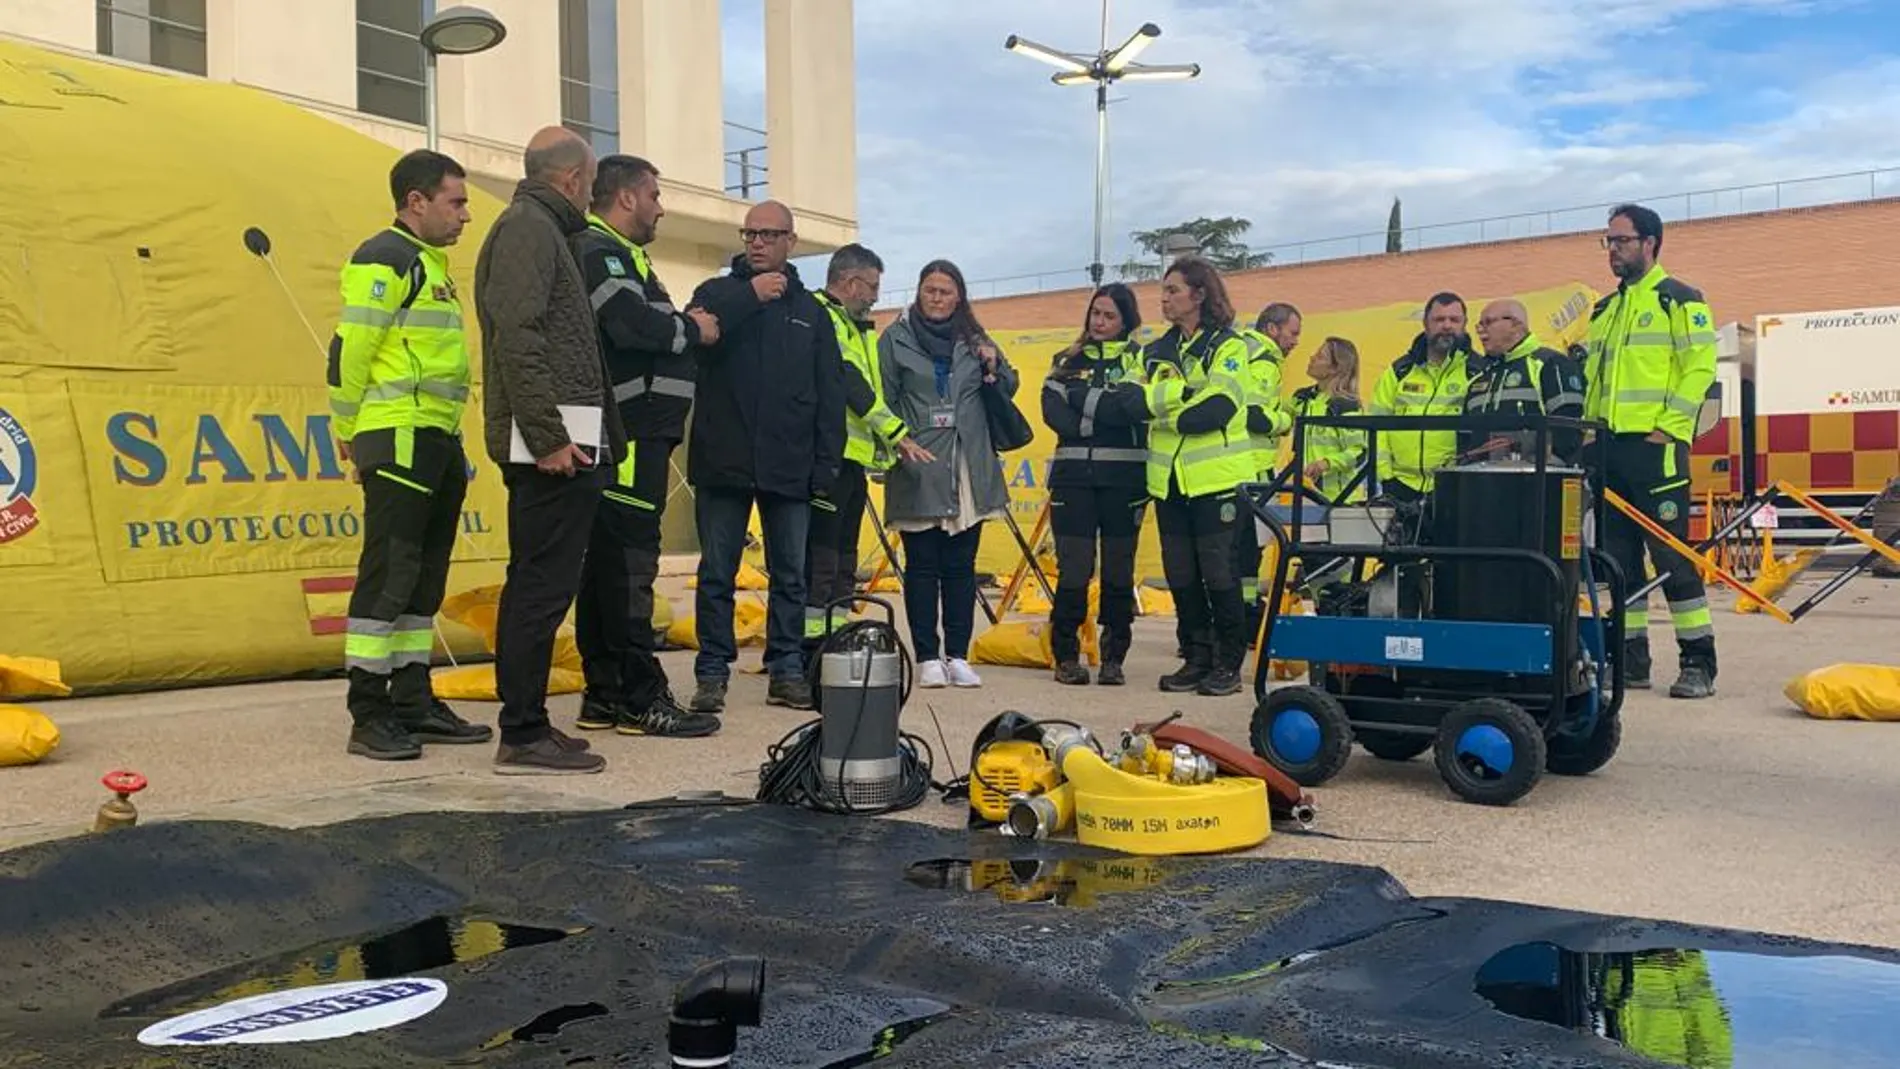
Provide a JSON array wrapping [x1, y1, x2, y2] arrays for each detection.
[[1005, 8, 1201, 285]]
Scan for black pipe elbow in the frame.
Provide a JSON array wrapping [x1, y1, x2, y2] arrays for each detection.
[[668, 957, 766, 1067]]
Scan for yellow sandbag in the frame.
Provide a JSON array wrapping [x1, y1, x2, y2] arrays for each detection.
[[971, 621, 1057, 668], [970, 614, 1101, 669], [1739, 550, 1821, 614], [0, 704, 61, 766], [1139, 587, 1175, 615], [0, 655, 72, 699], [686, 562, 769, 591], [1016, 585, 1054, 615], [866, 575, 902, 593], [1784, 663, 1900, 721], [664, 597, 767, 650], [431, 664, 586, 702]]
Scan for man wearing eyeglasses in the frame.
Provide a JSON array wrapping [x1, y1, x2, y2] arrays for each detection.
[[1467, 297, 1586, 462], [1583, 203, 1719, 699], [681, 201, 847, 713]]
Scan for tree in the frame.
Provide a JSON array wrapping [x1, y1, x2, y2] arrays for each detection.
[[1386, 198, 1403, 254], [1117, 216, 1273, 281]]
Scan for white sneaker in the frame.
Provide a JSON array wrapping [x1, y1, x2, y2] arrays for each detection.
[[917, 658, 948, 688], [947, 658, 982, 688]]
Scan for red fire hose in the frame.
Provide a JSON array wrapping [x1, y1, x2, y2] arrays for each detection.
[[1132, 715, 1316, 825]]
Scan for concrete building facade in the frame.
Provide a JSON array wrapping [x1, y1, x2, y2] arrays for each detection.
[[1, 0, 859, 289]]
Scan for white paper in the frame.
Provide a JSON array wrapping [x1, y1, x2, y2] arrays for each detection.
[[509, 405, 602, 463]]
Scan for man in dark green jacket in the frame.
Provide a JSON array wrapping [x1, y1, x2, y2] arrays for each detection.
[[474, 125, 622, 776]]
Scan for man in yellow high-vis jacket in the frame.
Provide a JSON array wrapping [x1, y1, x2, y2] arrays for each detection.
[[805, 244, 927, 655], [1368, 292, 1478, 501], [1234, 302, 1298, 629], [330, 150, 492, 760], [1585, 203, 1719, 699]]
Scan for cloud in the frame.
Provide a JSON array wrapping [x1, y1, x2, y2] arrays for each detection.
[[832, 0, 1896, 306]]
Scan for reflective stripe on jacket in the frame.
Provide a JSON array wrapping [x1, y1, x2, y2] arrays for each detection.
[[1142, 326, 1255, 499], [1367, 333, 1476, 493], [816, 290, 909, 471], [1237, 328, 1293, 477], [1583, 263, 1718, 442], [327, 223, 469, 441], [1291, 385, 1365, 503], [1042, 338, 1149, 490]]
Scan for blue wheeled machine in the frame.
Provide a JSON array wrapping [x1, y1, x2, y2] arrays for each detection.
[[1244, 412, 1629, 806]]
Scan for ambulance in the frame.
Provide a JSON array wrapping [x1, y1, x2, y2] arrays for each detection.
[[1693, 305, 1900, 547]]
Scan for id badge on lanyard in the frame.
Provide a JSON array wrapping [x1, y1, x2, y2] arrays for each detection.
[[929, 404, 956, 429]]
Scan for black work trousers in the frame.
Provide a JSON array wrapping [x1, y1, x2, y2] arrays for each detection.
[[1601, 433, 1716, 674], [345, 428, 467, 727], [1049, 483, 1144, 666], [804, 459, 871, 634], [1155, 482, 1246, 673], [496, 461, 607, 746], [575, 437, 674, 712]]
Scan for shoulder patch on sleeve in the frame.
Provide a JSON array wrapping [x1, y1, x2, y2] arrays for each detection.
[[369, 279, 387, 300], [604, 256, 627, 277], [1655, 276, 1706, 306], [349, 230, 423, 275]]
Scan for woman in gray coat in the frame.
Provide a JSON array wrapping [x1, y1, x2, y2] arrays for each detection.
[[878, 260, 1019, 688]]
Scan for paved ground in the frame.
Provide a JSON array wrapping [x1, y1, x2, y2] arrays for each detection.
[[6, 569, 1900, 952]]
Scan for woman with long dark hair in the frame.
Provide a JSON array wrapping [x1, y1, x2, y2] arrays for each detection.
[[1140, 257, 1257, 697], [1041, 282, 1149, 685], [878, 259, 1020, 688]]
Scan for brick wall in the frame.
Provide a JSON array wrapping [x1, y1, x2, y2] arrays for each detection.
[[953, 198, 1900, 332]]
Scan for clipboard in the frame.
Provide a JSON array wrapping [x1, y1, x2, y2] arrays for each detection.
[[509, 405, 602, 464]]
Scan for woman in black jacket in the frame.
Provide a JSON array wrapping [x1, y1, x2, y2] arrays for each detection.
[[1040, 283, 1150, 686]]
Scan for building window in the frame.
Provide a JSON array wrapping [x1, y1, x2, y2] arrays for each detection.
[[96, 0, 208, 76], [559, 0, 619, 157], [357, 0, 434, 126]]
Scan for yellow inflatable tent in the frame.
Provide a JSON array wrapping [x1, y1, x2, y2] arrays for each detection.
[[0, 40, 513, 693], [888, 282, 1601, 581]]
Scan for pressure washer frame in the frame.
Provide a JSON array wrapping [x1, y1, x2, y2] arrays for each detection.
[[1244, 412, 1630, 805]]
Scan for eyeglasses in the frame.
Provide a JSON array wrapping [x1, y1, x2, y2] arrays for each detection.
[[1600, 234, 1643, 249], [740, 228, 790, 244]]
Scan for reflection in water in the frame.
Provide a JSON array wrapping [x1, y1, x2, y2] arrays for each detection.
[[902, 857, 1168, 907], [1477, 941, 1900, 1069], [479, 1001, 610, 1049], [816, 1010, 960, 1068], [101, 915, 582, 1019]]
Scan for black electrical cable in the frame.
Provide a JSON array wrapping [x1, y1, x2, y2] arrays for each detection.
[[755, 614, 936, 816]]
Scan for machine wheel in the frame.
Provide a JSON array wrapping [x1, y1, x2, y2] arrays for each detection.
[[1251, 686, 1353, 787], [1546, 711, 1622, 777], [1433, 698, 1546, 806], [1357, 731, 1433, 762]]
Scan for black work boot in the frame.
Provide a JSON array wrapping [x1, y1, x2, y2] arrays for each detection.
[[391, 664, 491, 744], [690, 678, 728, 713], [623, 691, 721, 737], [1623, 637, 1653, 690], [1670, 642, 1718, 700], [348, 719, 421, 761], [766, 676, 817, 710], [410, 699, 494, 744], [346, 669, 418, 760], [1160, 634, 1213, 693], [576, 693, 631, 731], [1197, 665, 1244, 697], [1054, 661, 1091, 685]]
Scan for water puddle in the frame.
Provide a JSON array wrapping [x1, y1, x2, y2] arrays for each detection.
[[816, 1010, 960, 1067], [478, 1001, 610, 1049], [1476, 941, 1900, 1068], [101, 914, 584, 1019], [902, 856, 1169, 907]]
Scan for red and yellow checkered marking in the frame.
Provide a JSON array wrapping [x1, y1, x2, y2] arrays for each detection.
[[1693, 410, 1900, 495]]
